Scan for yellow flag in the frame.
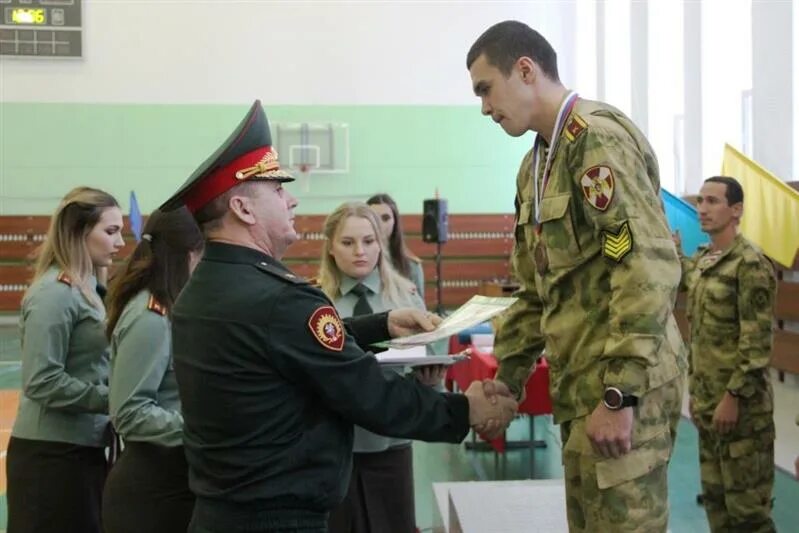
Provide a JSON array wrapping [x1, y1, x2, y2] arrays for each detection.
[[721, 144, 799, 267]]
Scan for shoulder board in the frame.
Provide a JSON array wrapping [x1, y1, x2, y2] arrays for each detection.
[[408, 255, 422, 264], [255, 261, 308, 285], [305, 276, 322, 289], [564, 113, 588, 142], [56, 271, 72, 286], [740, 241, 769, 266], [147, 294, 167, 316]]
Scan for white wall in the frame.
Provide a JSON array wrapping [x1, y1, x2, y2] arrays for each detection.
[[0, 0, 574, 105]]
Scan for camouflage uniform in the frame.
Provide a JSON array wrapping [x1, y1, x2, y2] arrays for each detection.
[[495, 98, 687, 532], [682, 234, 776, 533]]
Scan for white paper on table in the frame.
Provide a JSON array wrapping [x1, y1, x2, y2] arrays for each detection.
[[382, 295, 518, 349]]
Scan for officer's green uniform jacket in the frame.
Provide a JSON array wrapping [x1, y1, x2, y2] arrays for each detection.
[[109, 289, 183, 447], [496, 98, 686, 423], [172, 242, 470, 511], [681, 234, 775, 413], [12, 267, 110, 447], [334, 269, 425, 453]]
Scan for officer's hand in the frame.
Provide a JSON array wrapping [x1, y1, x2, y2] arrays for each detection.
[[387, 309, 441, 338], [712, 392, 739, 435], [481, 379, 514, 405], [413, 365, 447, 386], [473, 379, 516, 434], [586, 403, 634, 459], [464, 381, 517, 439]]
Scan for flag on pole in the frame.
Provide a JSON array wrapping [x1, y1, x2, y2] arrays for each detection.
[[720, 144, 799, 267], [129, 191, 143, 243]]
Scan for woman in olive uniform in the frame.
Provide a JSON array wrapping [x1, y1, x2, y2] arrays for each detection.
[[367, 193, 425, 299], [102, 207, 203, 533], [6, 187, 124, 533], [321, 203, 446, 533]]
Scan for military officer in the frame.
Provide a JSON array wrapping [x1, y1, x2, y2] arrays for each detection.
[[102, 207, 204, 533], [7, 187, 124, 533], [677, 176, 776, 533], [467, 21, 687, 532], [159, 100, 517, 533]]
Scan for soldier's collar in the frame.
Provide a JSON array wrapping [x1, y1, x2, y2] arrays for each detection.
[[340, 269, 381, 296]]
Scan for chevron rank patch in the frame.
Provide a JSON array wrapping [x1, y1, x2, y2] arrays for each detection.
[[601, 221, 633, 262], [308, 305, 345, 351], [580, 165, 615, 211]]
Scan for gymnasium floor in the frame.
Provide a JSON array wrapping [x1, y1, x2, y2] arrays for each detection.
[[0, 325, 797, 532]]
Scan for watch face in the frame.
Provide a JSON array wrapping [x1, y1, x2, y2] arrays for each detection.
[[603, 387, 622, 409]]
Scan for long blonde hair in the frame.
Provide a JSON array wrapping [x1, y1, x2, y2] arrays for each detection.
[[319, 202, 419, 309], [31, 186, 120, 309]]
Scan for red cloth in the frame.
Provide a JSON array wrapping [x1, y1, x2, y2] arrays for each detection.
[[445, 343, 552, 453]]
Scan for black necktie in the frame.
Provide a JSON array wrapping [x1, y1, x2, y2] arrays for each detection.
[[350, 284, 373, 316]]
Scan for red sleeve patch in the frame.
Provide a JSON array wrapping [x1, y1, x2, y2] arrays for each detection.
[[308, 305, 345, 352]]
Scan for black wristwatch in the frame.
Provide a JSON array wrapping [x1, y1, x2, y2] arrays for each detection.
[[602, 387, 638, 410]]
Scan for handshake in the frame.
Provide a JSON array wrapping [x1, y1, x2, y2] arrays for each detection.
[[464, 379, 518, 439]]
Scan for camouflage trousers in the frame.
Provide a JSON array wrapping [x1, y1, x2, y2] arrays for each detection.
[[560, 377, 683, 532], [695, 410, 775, 533]]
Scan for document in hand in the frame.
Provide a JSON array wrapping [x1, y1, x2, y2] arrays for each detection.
[[381, 295, 518, 349]]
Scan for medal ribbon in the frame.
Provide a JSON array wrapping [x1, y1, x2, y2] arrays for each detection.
[[533, 91, 579, 230]]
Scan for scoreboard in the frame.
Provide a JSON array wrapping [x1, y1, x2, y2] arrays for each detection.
[[0, 0, 82, 57]]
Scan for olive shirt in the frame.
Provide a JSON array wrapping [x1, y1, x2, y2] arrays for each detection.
[[334, 268, 426, 453], [109, 289, 183, 448], [680, 234, 776, 413], [172, 242, 470, 512], [12, 267, 110, 447], [495, 97, 686, 423]]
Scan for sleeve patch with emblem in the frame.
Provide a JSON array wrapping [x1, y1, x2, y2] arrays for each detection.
[[580, 165, 615, 211], [750, 286, 771, 312], [601, 221, 633, 262], [147, 294, 167, 316], [308, 305, 345, 351]]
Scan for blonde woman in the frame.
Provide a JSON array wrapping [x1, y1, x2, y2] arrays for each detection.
[[321, 202, 446, 533], [6, 187, 124, 533]]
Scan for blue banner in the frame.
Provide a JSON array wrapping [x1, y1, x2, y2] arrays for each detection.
[[661, 189, 708, 257], [129, 191, 143, 243]]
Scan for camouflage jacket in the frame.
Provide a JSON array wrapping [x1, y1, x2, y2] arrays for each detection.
[[495, 98, 687, 423], [681, 234, 775, 413]]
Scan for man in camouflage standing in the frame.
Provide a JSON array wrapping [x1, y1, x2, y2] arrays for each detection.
[[467, 21, 686, 532], [678, 176, 776, 533]]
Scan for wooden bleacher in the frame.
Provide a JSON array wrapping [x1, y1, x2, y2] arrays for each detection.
[[0, 214, 514, 313], [1, 211, 796, 376]]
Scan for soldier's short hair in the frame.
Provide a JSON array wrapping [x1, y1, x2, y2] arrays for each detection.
[[705, 176, 744, 206], [466, 20, 560, 81]]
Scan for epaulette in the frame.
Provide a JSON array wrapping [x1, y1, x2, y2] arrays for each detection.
[[255, 261, 307, 285], [564, 113, 588, 142], [408, 255, 422, 264], [305, 276, 322, 289], [56, 271, 72, 286], [147, 294, 167, 316]]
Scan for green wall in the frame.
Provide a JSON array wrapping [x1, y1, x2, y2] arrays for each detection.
[[0, 103, 530, 215]]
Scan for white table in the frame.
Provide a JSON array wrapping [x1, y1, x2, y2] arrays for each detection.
[[433, 479, 568, 533]]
